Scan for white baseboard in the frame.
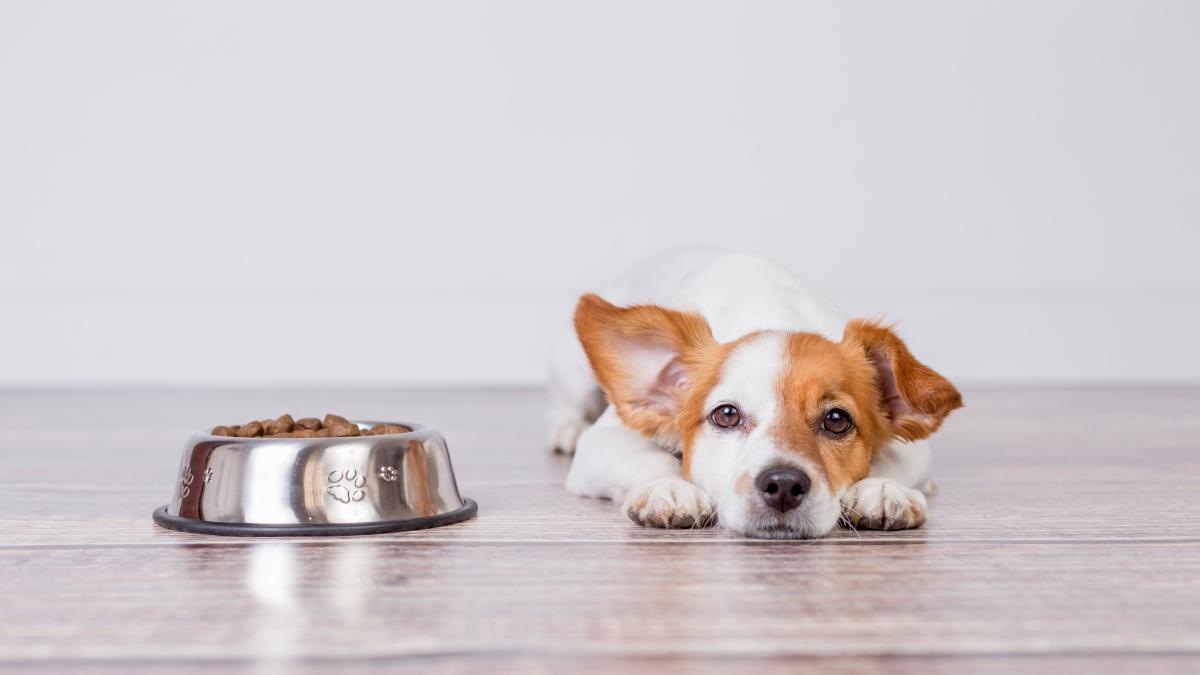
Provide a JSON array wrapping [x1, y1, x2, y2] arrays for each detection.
[[2, 293, 1196, 386]]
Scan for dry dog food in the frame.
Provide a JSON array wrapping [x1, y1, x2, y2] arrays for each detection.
[[211, 414, 410, 439]]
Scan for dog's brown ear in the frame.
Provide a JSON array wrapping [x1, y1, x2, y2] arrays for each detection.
[[574, 294, 716, 442], [842, 320, 963, 442]]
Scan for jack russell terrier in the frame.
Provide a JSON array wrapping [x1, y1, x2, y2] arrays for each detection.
[[548, 250, 962, 538]]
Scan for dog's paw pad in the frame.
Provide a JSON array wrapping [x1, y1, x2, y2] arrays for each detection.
[[622, 479, 717, 529], [840, 478, 926, 531]]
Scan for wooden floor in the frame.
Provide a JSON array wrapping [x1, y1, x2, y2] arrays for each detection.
[[1, 387, 1198, 674]]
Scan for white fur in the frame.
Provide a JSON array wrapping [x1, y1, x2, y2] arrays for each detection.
[[551, 249, 934, 538], [564, 407, 682, 503]]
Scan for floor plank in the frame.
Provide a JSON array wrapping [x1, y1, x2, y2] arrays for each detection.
[[1, 386, 1198, 672], [3, 540, 1199, 661], [8, 655, 1200, 675]]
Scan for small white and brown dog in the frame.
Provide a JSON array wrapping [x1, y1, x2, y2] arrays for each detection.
[[548, 250, 962, 538]]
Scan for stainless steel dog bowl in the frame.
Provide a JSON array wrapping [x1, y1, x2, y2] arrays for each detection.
[[153, 421, 477, 536]]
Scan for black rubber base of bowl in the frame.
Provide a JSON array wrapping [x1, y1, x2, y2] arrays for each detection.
[[152, 499, 477, 537]]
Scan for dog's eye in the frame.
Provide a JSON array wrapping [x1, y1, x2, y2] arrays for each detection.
[[822, 408, 853, 435], [709, 404, 742, 429]]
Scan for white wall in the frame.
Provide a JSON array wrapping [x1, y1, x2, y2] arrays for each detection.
[[2, 1, 1198, 386]]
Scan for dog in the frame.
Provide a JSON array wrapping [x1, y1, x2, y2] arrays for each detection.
[[548, 250, 962, 538]]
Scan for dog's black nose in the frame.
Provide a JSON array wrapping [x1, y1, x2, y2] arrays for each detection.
[[755, 467, 811, 513]]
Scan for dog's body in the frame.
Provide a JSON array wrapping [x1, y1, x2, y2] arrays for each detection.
[[549, 250, 961, 538]]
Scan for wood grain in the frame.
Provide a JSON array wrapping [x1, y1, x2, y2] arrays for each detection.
[[1, 386, 1198, 673]]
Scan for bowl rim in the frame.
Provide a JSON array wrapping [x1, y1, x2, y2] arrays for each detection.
[[196, 419, 433, 442]]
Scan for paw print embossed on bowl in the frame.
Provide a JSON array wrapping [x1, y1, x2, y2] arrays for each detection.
[[153, 420, 476, 536], [178, 467, 194, 499], [326, 469, 367, 504]]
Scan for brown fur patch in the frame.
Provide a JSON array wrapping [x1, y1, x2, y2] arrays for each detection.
[[768, 325, 963, 494], [735, 472, 754, 497], [771, 333, 886, 494]]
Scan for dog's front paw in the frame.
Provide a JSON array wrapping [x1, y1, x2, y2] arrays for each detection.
[[841, 478, 927, 531], [622, 479, 717, 529]]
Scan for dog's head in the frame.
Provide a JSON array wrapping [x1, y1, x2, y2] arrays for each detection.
[[574, 294, 962, 538]]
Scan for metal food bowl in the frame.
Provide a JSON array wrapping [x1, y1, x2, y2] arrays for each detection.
[[153, 421, 477, 536]]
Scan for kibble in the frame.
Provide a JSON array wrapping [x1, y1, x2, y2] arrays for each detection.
[[366, 423, 410, 436], [235, 421, 263, 438], [210, 414, 408, 439], [263, 414, 295, 435], [328, 421, 360, 437]]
